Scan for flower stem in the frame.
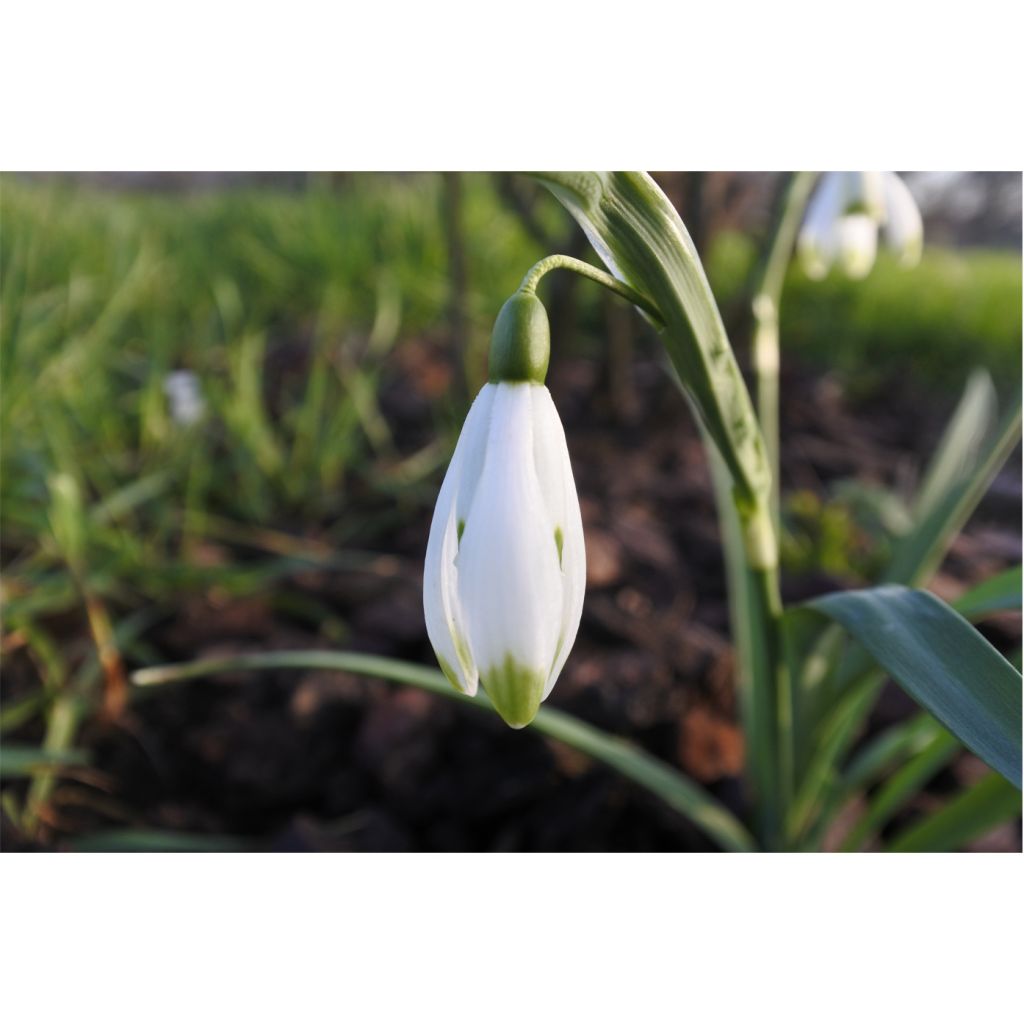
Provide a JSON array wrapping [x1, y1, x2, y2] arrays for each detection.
[[518, 254, 665, 327], [750, 172, 818, 528], [746, 173, 817, 845], [527, 174, 799, 847]]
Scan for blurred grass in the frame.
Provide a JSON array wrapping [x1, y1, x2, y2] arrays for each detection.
[[1, 173, 543, 613]]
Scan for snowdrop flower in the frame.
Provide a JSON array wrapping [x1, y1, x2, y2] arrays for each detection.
[[163, 369, 206, 426], [798, 172, 923, 280], [423, 293, 585, 728], [880, 172, 925, 269]]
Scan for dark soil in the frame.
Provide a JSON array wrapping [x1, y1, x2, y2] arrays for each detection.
[[4, 341, 1021, 852]]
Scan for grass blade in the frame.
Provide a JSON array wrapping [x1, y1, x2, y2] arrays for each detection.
[[912, 369, 997, 523], [952, 564, 1022, 621], [842, 714, 945, 794], [840, 727, 960, 851], [70, 829, 247, 852], [886, 772, 1021, 852], [793, 713, 943, 850], [885, 388, 1021, 588], [0, 744, 91, 779]]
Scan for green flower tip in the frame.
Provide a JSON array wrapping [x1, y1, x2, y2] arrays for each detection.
[[435, 654, 464, 694], [481, 654, 546, 729], [488, 292, 550, 385]]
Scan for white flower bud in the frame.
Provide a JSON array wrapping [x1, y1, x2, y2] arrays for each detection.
[[423, 381, 586, 728]]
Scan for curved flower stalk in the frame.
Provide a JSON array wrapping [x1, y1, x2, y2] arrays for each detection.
[[798, 171, 923, 280], [423, 294, 586, 728]]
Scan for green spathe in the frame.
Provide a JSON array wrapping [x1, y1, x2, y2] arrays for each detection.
[[488, 292, 550, 384], [480, 654, 547, 729]]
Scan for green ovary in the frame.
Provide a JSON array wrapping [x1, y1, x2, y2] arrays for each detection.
[[480, 654, 547, 729]]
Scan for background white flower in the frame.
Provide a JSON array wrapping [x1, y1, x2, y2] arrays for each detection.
[[798, 171, 923, 280], [163, 369, 206, 426]]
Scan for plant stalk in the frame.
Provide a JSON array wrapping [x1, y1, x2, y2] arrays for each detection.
[[518, 253, 665, 327], [531, 174, 790, 847], [750, 172, 818, 528]]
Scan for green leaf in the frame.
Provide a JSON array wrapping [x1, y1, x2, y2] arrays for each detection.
[[885, 383, 1020, 588], [840, 726, 960, 851], [790, 712, 942, 847], [806, 585, 1022, 788], [534, 171, 786, 848], [0, 744, 90, 778], [708, 438, 786, 846], [822, 380, 1019, 695], [886, 772, 1021, 852], [842, 713, 945, 794], [790, 384, 1022, 835], [534, 172, 774, 563], [70, 828, 247, 852], [787, 673, 880, 844], [952, 565, 1022, 621], [133, 650, 757, 852], [912, 369, 996, 524]]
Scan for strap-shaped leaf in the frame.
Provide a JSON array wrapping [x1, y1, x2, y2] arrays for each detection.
[[0, 744, 90, 778], [71, 828, 247, 852], [885, 386, 1021, 588], [790, 386, 1022, 827], [840, 726, 959, 851], [886, 772, 1021, 852], [953, 564, 1022, 620], [806, 585, 1022, 788], [534, 172, 774, 564], [912, 369, 996, 524]]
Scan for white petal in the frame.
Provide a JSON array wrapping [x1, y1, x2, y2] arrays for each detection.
[[844, 171, 886, 219], [422, 385, 496, 694], [530, 386, 586, 698], [837, 213, 878, 279], [882, 172, 923, 267], [456, 383, 563, 688], [798, 173, 843, 279]]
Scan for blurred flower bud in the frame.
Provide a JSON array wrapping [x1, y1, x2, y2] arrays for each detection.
[[798, 171, 923, 279], [837, 213, 878, 279], [164, 370, 205, 426]]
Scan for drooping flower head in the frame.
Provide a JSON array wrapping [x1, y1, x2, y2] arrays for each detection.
[[423, 293, 586, 728], [798, 171, 923, 280]]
